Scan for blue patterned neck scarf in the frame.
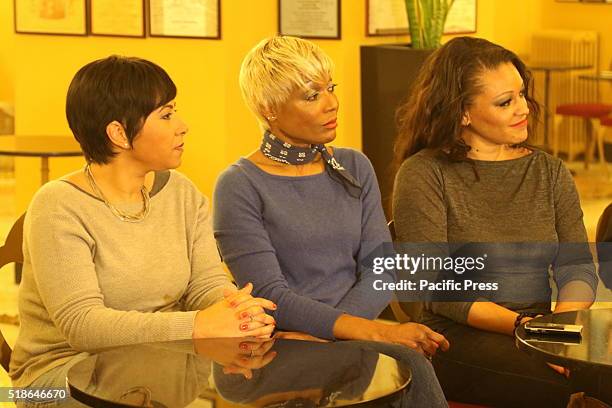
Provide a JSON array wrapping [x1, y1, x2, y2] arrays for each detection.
[[260, 131, 362, 197]]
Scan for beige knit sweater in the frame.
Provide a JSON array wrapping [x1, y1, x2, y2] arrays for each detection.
[[9, 170, 235, 387]]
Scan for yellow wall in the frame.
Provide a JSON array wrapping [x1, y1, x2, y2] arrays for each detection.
[[3, 0, 610, 212], [4, 0, 415, 211], [0, 0, 15, 103]]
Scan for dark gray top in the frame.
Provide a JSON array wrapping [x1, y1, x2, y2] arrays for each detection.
[[392, 149, 597, 324]]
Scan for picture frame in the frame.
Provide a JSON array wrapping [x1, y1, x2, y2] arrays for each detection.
[[14, 0, 88, 36], [278, 0, 341, 40], [89, 0, 145, 38], [366, 0, 476, 37], [148, 0, 221, 40]]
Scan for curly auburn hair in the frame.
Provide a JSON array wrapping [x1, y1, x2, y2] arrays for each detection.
[[390, 37, 540, 184]]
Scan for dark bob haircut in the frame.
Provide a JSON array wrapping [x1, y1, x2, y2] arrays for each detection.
[[66, 55, 176, 164]]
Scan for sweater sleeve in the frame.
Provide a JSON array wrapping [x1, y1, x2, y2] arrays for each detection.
[[334, 151, 395, 318], [213, 167, 344, 339], [392, 155, 472, 324], [183, 190, 236, 311], [26, 198, 198, 351], [551, 161, 598, 297]]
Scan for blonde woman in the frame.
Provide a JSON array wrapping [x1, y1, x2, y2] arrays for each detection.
[[213, 36, 449, 407]]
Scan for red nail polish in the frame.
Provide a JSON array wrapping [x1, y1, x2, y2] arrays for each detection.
[[272, 303, 277, 310], [241, 312, 249, 319], [239, 343, 248, 350], [240, 323, 248, 331]]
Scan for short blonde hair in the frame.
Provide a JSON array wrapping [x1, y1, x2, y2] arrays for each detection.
[[239, 36, 334, 130]]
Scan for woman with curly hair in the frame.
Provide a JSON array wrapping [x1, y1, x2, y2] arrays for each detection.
[[391, 37, 597, 407]]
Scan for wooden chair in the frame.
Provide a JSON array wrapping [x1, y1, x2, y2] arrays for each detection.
[[387, 220, 424, 323], [553, 61, 612, 172], [596, 202, 612, 243], [0, 213, 25, 268], [596, 203, 612, 291], [0, 212, 25, 372], [553, 103, 612, 169], [0, 330, 10, 373], [596, 115, 612, 178]]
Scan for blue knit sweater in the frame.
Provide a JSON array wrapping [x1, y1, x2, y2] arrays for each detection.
[[213, 148, 394, 339]]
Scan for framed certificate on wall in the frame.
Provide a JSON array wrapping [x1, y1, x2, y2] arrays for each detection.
[[367, 0, 476, 37], [90, 0, 145, 37], [279, 0, 341, 39], [148, 0, 220, 39], [14, 0, 87, 36]]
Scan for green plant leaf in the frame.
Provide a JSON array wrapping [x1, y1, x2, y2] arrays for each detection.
[[405, 0, 455, 49], [405, 0, 422, 48]]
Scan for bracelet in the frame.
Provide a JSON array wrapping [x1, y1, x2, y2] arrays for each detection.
[[514, 312, 540, 329]]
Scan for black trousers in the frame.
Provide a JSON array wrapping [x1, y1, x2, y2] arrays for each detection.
[[428, 319, 573, 408]]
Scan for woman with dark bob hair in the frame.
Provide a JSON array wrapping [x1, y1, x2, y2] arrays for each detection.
[[391, 37, 598, 407], [9, 56, 275, 405]]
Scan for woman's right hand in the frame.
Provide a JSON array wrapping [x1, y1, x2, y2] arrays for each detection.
[[381, 322, 450, 356], [193, 283, 276, 339]]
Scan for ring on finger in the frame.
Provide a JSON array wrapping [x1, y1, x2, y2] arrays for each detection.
[[249, 350, 254, 358], [250, 315, 254, 322]]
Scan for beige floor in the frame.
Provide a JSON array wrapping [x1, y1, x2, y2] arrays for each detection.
[[0, 162, 611, 406]]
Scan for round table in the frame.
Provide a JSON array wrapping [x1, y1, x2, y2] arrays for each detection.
[[515, 309, 611, 370], [515, 309, 611, 404], [0, 135, 82, 184], [67, 338, 412, 407], [0, 135, 82, 283]]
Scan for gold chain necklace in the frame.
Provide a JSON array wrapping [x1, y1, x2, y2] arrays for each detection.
[[84, 164, 150, 222]]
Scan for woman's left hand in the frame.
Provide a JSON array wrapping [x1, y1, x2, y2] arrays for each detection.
[[224, 283, 277, 328], [192, 283, 276, 339]]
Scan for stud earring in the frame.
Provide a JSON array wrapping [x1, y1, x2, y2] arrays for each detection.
[[267, 116, 277, 121]]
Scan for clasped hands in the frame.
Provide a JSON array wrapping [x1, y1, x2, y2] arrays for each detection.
[[193, 282, 277, 339]]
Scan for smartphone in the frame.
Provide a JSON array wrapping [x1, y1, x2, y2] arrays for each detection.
[[524, 321, 583, 336]]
